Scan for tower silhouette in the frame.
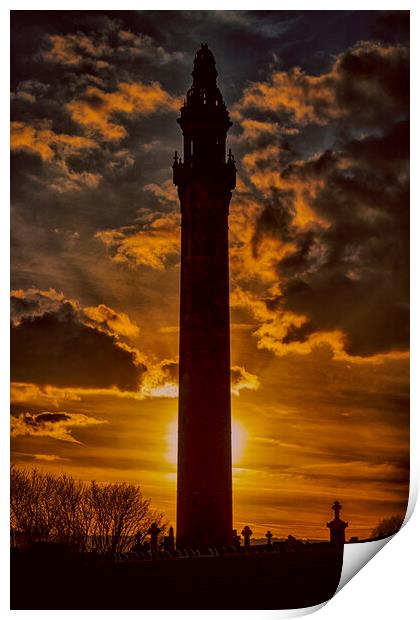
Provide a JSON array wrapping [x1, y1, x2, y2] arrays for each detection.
[[173, 44, 236, 549]]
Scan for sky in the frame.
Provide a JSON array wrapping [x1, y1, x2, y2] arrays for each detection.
[[10, 10, 409, 540]]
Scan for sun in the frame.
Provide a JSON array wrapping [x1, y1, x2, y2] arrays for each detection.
[[165, 418, 247, 467], [231, 419, 247, 466]]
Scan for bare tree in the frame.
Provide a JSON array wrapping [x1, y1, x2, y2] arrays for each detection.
[[10, 466, 166, 553], [370, 514, 404, 539], [87, 480, 165, 553], [10, 466, 57, 545]]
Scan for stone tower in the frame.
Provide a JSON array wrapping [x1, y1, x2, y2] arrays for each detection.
[[173, 44, 236, 549]]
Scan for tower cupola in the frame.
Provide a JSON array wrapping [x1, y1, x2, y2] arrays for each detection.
[[173, 43, 235, 188]]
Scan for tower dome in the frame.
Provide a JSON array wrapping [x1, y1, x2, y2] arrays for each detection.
[[192, 43, 218, 87], [185, 43, 225, 110]]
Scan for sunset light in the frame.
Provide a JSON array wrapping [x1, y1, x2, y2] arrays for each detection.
[[165, 417, 248, 468]]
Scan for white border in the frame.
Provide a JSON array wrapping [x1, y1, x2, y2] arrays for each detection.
[[3, 3, 417, 618]]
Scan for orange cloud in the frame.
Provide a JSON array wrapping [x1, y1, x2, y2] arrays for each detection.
[[231, 286, 408, 364], [83, 304, 140, 339], [41, 29, 183, 68], [237, 66, 334, 126], [96, 211, 181, 269], [231, 365, 260, 396], [11, 411, 107, 444], [241, 146, 329, 229], [41, 33, 111, 66], [10, 121, 98, 161], [10, 122, 103, 193], [143, 180, 178, 206], [67, 82, 180, 140], [229, 187, 294, 286], [138, 358, 260, 400], [235, 42, 408, 127]]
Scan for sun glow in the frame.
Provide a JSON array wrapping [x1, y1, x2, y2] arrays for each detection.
[[165, 418, 248, 467], [232, 419, 247, 465]]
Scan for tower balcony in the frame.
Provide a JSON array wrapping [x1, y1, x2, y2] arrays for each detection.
[[173, 158, 236, 191]]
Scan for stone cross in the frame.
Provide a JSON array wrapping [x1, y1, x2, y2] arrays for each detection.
[[168, 526, 175, 551], [148, 522, 161, 552], [266, 530, 273, 547], [332, 501, 342, 520], [327, 501, 348, 546], [242, 526, 253, 548]]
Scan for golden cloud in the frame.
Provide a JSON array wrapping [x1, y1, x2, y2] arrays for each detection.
[[231, 365, 261, 396], [241, 146, 329, 229], [139, 358, 260, 399], [10, 121, 98, 161], [231, 286, 408, 364], [235, 42, 408, 128], [237, 66, 334, 126], [83, 304, 140, 339], [229, 187, 292, 286], [41, 29, 183, 68], [11, 411, 107, 444], [67, 82, 180, 140], [41, 33, 111, 66], [96, 211, 181, 269], [143, 180, 178, 206]]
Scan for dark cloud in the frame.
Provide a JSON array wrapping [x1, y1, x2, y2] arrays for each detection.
[[11, 290, 145, 390], [235, 40, 409, 132], [234, 33, 409, 359], [252, 189, 296, 255], [32, 412, 70, 424], [275, 121, 409, 357], [371, 10, 410, 45], [333, 42, 409, 126]]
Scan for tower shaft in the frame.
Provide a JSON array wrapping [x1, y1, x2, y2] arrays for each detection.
[[173, 45, 236, 549]]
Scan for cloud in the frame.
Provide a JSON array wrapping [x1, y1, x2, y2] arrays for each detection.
[[140, 357, 179, 398], [271, 124, 408, 358], [231, 365, 260, 395], [11, 80, 50, 104], [143, 180, 178, 207], [10, 121, 98, 162], [11, 289, 146, 390], [235, 41, 408, 128], [96, 210, 180, 270], [10, 121, 103, 193], [33, 454, 68, 461], [141, 358, 261, 399], [41, 32, 112, 67], [11, 411, 106, 443], [229, 39, 409, 362], [82, 304, 140, 339], [67, 82, 180, 141], [11, 288, 140, 340], [41, 28, 184, 68]]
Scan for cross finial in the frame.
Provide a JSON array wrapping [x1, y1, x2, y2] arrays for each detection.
[[332, 501, 342, 520]]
